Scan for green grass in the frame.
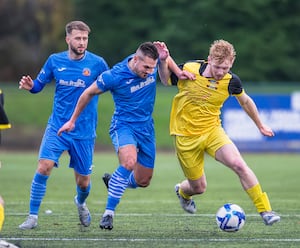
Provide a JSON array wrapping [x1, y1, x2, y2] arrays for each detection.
[[0, 152, 299, 247]]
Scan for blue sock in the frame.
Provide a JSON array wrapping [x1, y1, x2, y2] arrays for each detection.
[[76, 183, 91, 205], [106, 165, 131, 211], [127, 172, 138, 189], [29, 172, 49, 215]]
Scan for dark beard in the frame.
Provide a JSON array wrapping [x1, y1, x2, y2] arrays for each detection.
[[71, 46, 85, 56]]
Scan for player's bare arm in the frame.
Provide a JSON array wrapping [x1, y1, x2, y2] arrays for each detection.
[[167, 57, 196, 81], [153, 41, 170, 85], [57, 82, 102, 136], [153, 41, 195, 82], [237, 93, 274, 137]]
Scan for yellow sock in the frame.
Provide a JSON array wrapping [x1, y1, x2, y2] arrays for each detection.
[[179, 188, 192, 200], [0, 204, 4, 231], [246, 184, 272, 213]]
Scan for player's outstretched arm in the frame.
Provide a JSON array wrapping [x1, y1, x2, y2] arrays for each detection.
[[57, 82, 101, 136], [167, 56, 195, 81], [153, 41, 170, 85], [154, 41, 195, 85], [19, 75, 45, 93], [257, 123, 275, 137], [237, 93, 274, 137]]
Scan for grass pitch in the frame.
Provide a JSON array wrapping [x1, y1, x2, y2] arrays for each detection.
[[0, 152, 299, 247]]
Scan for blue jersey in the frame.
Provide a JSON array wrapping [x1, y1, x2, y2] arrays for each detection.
[[96, 54, 158, 126], [33, 51, 108, 139]]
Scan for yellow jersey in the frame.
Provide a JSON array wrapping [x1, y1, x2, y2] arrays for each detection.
[[0, 204, 4, 231], [170, 60, 244, 136]]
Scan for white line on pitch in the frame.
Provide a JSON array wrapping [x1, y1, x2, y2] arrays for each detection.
[[2, 237, 300, 242]]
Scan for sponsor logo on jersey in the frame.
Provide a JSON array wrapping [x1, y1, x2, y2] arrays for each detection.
[[59, 79, 86, 87], [207, 79, 218, 90], [130, 76, 155, 93]]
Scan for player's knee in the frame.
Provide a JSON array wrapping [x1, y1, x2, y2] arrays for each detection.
[[37, 166, 52, 175], [231, 161, 249, 176], [76, 175, 90, 189], [136, 175, 152, 187], [77, 180, 90, 189], [37, 160, 54, 175], [122, 157, 137, 170]]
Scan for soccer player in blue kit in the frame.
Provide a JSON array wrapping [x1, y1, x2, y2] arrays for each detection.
[[58, 41, 193, 230], [18, 21, 109, 229]]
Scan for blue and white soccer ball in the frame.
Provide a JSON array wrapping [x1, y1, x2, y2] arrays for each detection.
[[216, 203, 246, 232]]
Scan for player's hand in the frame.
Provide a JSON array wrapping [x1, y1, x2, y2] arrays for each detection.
[[19, 75, 34, 90], [259, 124, 275, 137], [153, 41, 169, 61], [57, 121, 75, 136], [177, 70, 196, 80]]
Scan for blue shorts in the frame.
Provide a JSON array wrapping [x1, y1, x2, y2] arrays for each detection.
[[39, 125, 95, 176], [109, 121, 156, 168]]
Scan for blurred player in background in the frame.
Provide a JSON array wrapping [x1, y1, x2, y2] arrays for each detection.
[[18, 20, 109, 229], [0, 196, 4, 231], [0, 89, 11, 145], [0, 89, 11, 130], [0, 94, 19, 246], [58, 41, 193, 230], [168, 39, 280, 225], [0, 196, 19, 247]]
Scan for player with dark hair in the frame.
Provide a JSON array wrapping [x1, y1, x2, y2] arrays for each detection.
[[58, 41, 193, 230], [168, 39, 280, 225], [18, 20, 109, 229]]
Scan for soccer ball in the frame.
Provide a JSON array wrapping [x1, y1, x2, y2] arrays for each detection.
[[216, 203, 246, 232]]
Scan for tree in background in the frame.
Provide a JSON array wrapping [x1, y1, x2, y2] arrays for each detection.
[[0, 0, 74, 82], [74, 0, 300, 82], [0, 0, 300, 82]]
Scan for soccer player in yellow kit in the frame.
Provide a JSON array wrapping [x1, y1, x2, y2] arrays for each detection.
[[0, 196, 4, 231], [168, 40, 280, 225]]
